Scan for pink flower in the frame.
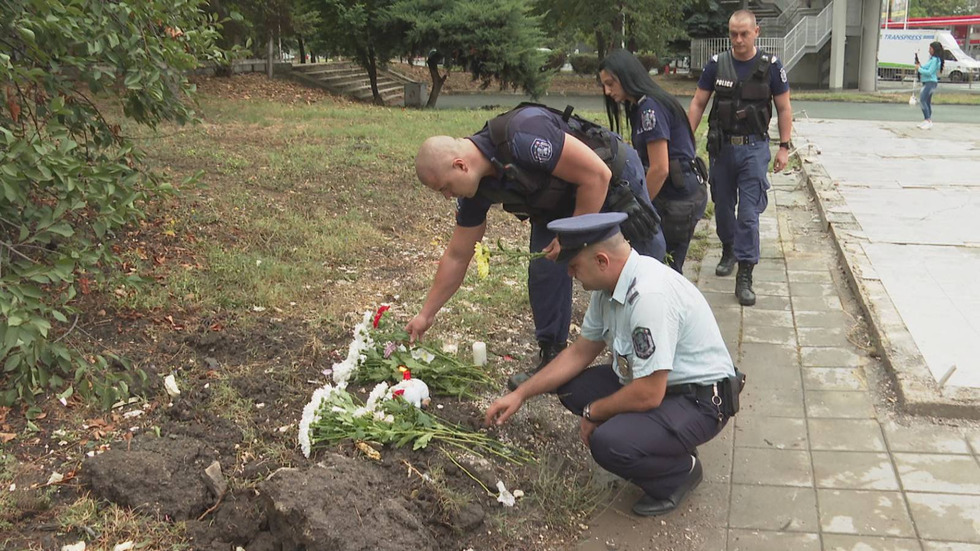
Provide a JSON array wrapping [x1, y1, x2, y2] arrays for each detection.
[[383, 342, 397, 359]]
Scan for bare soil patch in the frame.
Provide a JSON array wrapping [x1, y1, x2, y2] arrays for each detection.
[[1, 74, 608, 551]]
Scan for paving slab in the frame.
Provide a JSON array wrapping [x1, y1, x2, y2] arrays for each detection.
[[728, 485, 819, 531], [811, 451, 900, 490], [807, 419, 886, 452], [906, 493, 980, 543], [892, 453, 980, 495], [821, 535, 921, 551], [796, 118, 980, 416], [727, 529, 821, 550], [817, 489, 915, 537]]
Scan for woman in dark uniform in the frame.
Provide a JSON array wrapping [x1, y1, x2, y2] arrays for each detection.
[[599, 50, 708, 274]]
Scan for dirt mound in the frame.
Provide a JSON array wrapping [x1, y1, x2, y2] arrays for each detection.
[[82, 435, 219, 521], [261, 454, 437, 551]]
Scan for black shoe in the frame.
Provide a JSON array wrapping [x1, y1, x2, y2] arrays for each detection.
[[715, 244, 736, 277], [506, 341, 567, 391], [735, 261, 756, 306], [631, 457, 703, 517]]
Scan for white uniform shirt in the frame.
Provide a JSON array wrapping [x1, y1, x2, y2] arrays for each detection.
[[581, 250, 735, 386]]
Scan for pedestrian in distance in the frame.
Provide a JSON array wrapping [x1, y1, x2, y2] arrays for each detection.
[[688, 9, 794, 306], [409, 104, 667, 391], [484, 212, 743, 517], [599, 49, 709, 274], [916, 41, 945, 130]]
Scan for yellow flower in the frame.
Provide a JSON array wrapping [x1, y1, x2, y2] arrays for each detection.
[[474, 242, 491, 279]]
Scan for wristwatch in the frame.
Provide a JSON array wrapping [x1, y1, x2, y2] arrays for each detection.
[[583, 402, 595, 422], [779, 141, 792, 150]]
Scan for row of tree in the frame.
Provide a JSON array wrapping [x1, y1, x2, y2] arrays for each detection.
[[210, 0, 721, 107]]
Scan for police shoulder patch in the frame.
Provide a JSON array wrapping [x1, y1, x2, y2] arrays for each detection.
[[529, 138, 553, 164], [780, 67, 788, 83], [632, 327, 655, 359], [640, 108, 657, 132]]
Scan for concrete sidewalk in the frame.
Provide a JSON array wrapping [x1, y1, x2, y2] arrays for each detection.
[[794, 119, 980, 416], [575, 171, 980, 551]]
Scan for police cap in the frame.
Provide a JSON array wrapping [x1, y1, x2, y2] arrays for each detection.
[[547, 212, 627, 262]]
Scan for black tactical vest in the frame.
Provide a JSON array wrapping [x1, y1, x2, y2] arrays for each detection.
[[476, 103, 628, 221], [708, 51, 774, 136]]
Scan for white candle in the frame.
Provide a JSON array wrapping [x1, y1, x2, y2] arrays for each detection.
[[472, 341, 487, 366]]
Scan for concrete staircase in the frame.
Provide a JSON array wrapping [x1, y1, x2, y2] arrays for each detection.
[[288, 61, 417, 105]]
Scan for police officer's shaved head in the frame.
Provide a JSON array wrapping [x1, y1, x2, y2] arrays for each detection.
[[730, 9, 757, 26], [415, 136, 462, 187]]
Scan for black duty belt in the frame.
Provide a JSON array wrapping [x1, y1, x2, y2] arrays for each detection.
[[725, 134, 767, 145], [665, 381, 720, 399]]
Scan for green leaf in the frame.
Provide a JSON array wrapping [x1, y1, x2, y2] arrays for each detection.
[[7, 314, 25, 327]]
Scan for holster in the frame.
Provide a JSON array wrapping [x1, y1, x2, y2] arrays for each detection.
[[667, 159, 686, 190], [719, 367, 746, 417]]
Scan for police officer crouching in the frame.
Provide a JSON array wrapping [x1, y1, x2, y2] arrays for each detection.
[[484, 212, 744, 517]]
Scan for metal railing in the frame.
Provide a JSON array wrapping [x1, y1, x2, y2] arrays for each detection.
[[692, 38, 785, 72], [782, 3, 833, 69], [691, 3, 832, 73]]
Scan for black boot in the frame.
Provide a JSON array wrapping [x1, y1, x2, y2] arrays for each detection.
[[735, 261, 756, 306], [715, 244, 736, 277], [507, 341, 567, 391], [631, 456, 703, 517]]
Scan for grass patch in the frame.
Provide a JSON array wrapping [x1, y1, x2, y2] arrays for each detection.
[[531, 455, 612, 527], [60, 494, 190, 550]]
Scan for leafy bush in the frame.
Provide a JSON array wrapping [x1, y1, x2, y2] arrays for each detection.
[[568, 54, 600, 76], [0, 0, 227, 408], [636, 53, 661, 72]]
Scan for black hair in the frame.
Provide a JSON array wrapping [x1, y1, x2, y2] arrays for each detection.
[[929, 41, 945, 73], [597, 49, 695, 145]]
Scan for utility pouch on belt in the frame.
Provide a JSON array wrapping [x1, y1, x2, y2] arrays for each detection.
[[606, 180, 661, 241], [720, 367, 746, 417], [706, 127, 722, 157], [668, 159, 686, 190]]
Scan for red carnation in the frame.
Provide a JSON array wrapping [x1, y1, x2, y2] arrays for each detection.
[[372, 305, 391, 328]]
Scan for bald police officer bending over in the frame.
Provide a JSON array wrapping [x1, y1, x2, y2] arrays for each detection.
[[484, 212, 742, 517], [409, 104, 666, 390]]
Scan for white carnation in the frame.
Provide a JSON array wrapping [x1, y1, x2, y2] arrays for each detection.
[[298, 384, 336, 458]]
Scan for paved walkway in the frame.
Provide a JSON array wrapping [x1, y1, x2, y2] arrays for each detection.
[[794, 119, 980, 415], [575, 171, 980, 551]]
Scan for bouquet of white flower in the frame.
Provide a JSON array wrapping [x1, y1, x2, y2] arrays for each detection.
[[330, 306, 493, 399], [298, 381, 533, 463]]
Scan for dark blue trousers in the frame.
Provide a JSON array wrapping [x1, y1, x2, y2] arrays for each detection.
[[527, 146, 666, 345], [556, 365, 728, 499], [709, 140, 770, 264], [654, 168, 708, 274]]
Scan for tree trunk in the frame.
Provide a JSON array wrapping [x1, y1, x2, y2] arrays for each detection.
[[298, 36, 306, 64], [267, 34, 274, 78], [366, 45, 383, 105], [425, 54, 448, 108], [596, 30, 607, 61]]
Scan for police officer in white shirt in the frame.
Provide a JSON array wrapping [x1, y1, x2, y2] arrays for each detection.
[[484, 212, 743, 517]]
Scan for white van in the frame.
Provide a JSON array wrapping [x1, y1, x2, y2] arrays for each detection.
[[878, 29, 980, 82]]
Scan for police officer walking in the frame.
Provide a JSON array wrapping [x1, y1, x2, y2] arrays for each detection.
[[485, 212, 740, 517], [688, 9, 793, 306], [408, 105, 666, 390], [598, 49, 708, 274]]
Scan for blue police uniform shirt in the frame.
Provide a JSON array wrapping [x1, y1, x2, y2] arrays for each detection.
[[630, 96, 697, 166], [580, 250, 735, 386], [456, 107, 569, 228], [696, 49, 790, 96]]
